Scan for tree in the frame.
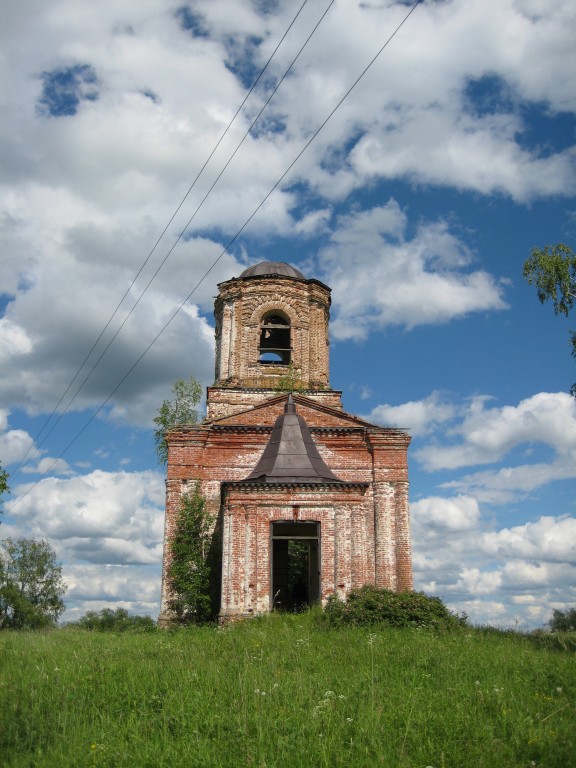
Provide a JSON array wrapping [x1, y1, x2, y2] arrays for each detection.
[[167, 484, 215, 624], [0, 463, 8, 519], [0, 537, 67, 629], [74, 607, 156, 632], [549, 607, 576, 632], [523, 244, 576, 395], [153, 376, 202, 465], [0, 463, 8, 500]]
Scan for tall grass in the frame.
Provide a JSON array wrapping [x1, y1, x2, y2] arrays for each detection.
[[1, 613, 574, 767]]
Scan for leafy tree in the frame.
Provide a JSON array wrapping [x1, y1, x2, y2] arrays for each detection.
[[549, 607, 576, 632], [167, 484, 215, 624], [0, 462, 8, 505], [0, 537, 66, 629], [153, 376, 202, 465], [523, 244, 576, 395], [75, 607, 156, 632]]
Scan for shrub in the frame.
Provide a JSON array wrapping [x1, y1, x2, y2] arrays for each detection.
[[323, 586, 467, 630], [75, 608, 156, 633]]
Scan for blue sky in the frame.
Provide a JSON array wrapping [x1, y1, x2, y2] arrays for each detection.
[[1, 0, 575, 628]]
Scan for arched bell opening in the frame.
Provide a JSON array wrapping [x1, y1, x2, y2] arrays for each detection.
[[259, 311, 291, 365]]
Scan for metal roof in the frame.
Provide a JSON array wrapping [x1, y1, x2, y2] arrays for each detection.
[[239, 261, 305, 279], [241, 395, 343, 484]]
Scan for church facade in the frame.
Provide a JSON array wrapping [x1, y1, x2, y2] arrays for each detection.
[[159, 261, 412, 624]]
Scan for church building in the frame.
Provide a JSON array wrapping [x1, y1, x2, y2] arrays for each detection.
[[159, 261, 412, 624]]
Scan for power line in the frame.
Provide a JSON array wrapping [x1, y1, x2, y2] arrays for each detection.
[[7, 0, 423, 512], [9, 0, 315, 480]]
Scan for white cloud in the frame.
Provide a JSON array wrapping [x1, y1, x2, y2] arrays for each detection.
[[416, 392, 576, 470], [364, 391, 456, 437], [0, 426, 35, 467], [482, 516, 576, 564], [412, 500, 576, 628], [21, 457, 72, 476], [315, 203, 507, 340], [3, 468, 166, 619], [411, 495, 481, 532], [8, 469, 164, 552]]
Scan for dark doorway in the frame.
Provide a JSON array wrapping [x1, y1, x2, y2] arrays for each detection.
[[271, 521, 320, 611]]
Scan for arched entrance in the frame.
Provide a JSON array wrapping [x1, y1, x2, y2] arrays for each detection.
[[271, 521, 320, 611]]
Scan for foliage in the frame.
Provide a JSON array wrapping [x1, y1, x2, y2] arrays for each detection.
[[0, 537, 66, 629], [523, 243, 576, 395], [548, 607, 576, 632], [153, 376, 202, 465], [1, 616, 575, 767], [167, 484, 215, 624], [74, 607, 157, 633], [322, 586, 467, 630], [0, 462, 8, 509], [275, 363, 305, 392]]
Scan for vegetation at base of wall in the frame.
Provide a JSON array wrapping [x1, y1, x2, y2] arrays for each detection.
[[322, 586, 468, 630], [1, 613, 574, 768], [167, 484, 218, 624], [70, 608, 157, 633]]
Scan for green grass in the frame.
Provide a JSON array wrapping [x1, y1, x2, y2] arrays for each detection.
[[0, 613, 574, 767]]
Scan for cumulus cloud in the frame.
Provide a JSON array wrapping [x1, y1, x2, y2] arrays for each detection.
[[0, 419, 35, 467], [482, 516, 576, 564], [2, 0, 572, 427], [412, 502, 576, 628], [4, 468, 166, 619], [416, 392, 576, 475], [364, 391, 456, 437], [1, 0, 575, 627], [315, 203, 507, 340]]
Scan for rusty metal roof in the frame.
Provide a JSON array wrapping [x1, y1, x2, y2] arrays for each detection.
[[241, 395, 343, 484], [239, 261, 305, 279]]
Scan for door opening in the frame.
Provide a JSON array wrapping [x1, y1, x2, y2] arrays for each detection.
[[271, 522, 320, 612]]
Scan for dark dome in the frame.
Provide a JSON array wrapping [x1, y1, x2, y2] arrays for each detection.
[[239, 261, 305, 279]]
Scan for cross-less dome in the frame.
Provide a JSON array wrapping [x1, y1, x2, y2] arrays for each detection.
[[239, 261, 305, 279]]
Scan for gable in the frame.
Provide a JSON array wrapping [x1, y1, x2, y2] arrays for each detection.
[[204, 393, 382, 431]]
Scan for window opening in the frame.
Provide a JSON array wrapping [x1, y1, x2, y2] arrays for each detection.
[[259, 312, 291, 365], [271, 522, 320, 611]]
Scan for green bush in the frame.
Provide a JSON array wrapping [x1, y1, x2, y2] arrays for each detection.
[[323, 586, 467, 630], [74, 608, 156, 633]]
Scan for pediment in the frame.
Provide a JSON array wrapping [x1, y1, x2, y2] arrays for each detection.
[[204, 392, 379, 431]]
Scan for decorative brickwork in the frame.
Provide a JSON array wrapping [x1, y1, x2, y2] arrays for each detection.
[[159, 262, 412, 625]]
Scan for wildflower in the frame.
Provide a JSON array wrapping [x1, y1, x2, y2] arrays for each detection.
[[556, 687, 563, 693], [346, 717, 354, 723]]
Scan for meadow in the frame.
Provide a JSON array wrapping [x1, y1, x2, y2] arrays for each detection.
[[0, 613, 574, 768]]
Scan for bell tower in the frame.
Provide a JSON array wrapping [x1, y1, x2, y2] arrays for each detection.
[[160, 258, 412, 626], [208, 261, 342, 420]]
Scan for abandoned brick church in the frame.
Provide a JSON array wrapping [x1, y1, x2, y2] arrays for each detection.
[[159, 261, 412, 624]]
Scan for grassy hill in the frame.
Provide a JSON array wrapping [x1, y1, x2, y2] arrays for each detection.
[[1, 612, 574, 767]]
